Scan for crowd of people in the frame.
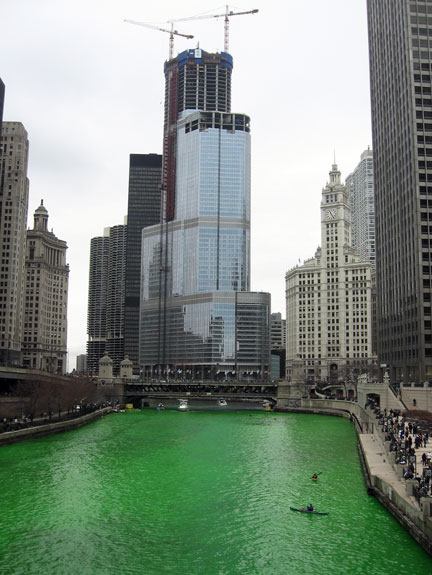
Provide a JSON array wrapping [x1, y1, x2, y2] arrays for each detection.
[[378, 408, 432, 499], [0, 401, 116, 434]]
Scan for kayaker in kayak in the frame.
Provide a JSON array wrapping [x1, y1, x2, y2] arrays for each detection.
[[312, 474, 318, 481], [306, 504, 314, 511]]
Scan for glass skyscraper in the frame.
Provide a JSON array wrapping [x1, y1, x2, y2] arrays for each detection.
[[139, 49, 270, 379]]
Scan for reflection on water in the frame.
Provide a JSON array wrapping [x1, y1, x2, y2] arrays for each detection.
[[0, 410, 431, 575]]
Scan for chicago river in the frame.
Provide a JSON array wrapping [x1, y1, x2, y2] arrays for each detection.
[[1, 410, 432, 575]]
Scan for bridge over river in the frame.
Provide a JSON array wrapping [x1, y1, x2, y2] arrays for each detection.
[[124, 380, 278, 407]]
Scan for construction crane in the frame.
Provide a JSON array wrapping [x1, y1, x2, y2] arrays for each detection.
[[168, 6, 259, 53], [124, 20, 194, 60]]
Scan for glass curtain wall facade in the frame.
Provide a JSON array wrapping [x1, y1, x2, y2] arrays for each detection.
[[173, 111, 250, 295], [140, 110, 269, 378]]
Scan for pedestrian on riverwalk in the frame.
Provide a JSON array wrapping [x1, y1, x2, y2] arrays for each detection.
[[423, 453, 427, 466]]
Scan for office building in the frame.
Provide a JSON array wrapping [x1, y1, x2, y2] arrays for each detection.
[[106, 224, 127, 372], [0, 122, 29, 366], [367, 0, 432, 381], [345, 148, 375, 268], [139, 49, 270, 379], [124, 154, 162, 372], [76, 354, 87, 374], [87, 223, 126, 376], [87, 234, 109, 375], [0, 79, 4, 134], [285, 164, 375, 383], [270, 312, 286, 350], [23, 201, 69, 373]]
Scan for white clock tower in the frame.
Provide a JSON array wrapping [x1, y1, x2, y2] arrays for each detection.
[[321, 163, 352, 263], [285, 162, 376, 387]]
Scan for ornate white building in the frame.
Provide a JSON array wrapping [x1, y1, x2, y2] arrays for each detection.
[[23, 201, 69, 373], [285, 164, 376, 383]]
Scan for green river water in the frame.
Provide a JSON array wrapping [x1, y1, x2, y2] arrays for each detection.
[[0, 409, 432, 575]]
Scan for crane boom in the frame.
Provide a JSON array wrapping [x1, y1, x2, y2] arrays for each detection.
[[124, 19, 193, 60], [169, 8, 258, 23], [168, 6, 259, 52]]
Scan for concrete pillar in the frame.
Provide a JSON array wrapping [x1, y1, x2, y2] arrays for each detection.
[[420, 497, 432, 521], [398, 465, 406, 479], [99, 354, 113, 381], [406, 479, 417, 496], [119, 356, 133, 379]]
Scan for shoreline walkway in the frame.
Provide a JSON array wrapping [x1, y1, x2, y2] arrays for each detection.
[[357, 412, 432, 555]]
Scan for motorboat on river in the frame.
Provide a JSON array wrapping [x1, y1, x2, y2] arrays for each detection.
[[178, 399, 189, 411], [262, 400, 272, 412], [217, 399, 228, 407]]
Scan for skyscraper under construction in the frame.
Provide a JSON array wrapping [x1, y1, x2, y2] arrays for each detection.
[[139, 48, 270, 380]]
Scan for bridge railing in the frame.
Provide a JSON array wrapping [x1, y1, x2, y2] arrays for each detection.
[[124, 381, 277, 397]]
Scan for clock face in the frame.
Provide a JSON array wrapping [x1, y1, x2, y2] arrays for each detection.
[[326, 208, 337, 220]]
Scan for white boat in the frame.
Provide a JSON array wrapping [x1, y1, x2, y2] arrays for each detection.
[[217, 399, 228, 407], [178, 399, 189, 411]]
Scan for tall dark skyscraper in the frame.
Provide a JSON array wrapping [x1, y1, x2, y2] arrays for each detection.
[[367, 0, 432, 381], [124, 154, 162, 372], [0, 79, 4, 135], [139, 49, 270, 380], [0, 122, 29, 366]]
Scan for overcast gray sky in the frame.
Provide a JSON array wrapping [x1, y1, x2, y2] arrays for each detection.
[[1, 0, 372, 370]]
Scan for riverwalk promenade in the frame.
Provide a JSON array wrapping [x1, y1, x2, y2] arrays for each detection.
[[0, 405, 114, 446], [359, 432, 432, 552]]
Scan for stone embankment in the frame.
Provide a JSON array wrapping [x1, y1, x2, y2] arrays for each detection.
[[0, 407, 114, 446], [276, 398, 432, 557]]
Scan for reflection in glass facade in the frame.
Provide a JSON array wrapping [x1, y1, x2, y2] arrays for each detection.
[[140, 292, 270, 378], [140, 111, 270, 377], [174, 111, 250, 295]]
